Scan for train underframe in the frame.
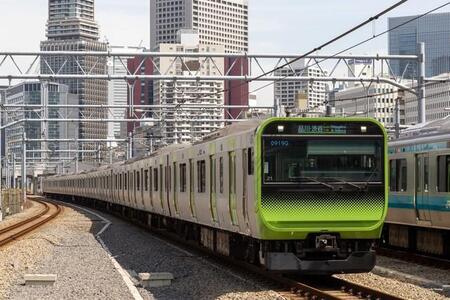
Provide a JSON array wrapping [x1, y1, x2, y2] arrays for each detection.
[[45, 193, 377, 275], [382, 223, 450, 258]]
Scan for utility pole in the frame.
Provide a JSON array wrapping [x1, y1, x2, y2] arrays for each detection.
[[418, 42, 426, 123]]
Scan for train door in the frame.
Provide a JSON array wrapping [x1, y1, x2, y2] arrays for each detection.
[[229, 151, 238, 226], [159, 164, 164, 211], [133, 170, 137, 205], [165, 156, 172, 216], [189, 159, 197, 218], [209, 155, 218, 222], [173, 162, 179, 215], [242, 149, 249, 226], [415, 154, 431, 221], [149, 167, 153, 208]]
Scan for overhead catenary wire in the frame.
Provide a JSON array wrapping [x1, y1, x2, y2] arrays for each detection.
[[247, 1, 450, 99], [184, 0, 410, 102]]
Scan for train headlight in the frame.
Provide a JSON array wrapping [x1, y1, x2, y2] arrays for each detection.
[[277, 125, 285, 133], [361, 126, 367, 133]]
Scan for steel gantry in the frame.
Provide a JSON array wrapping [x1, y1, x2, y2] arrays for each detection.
[[0, 51, 431, 203]]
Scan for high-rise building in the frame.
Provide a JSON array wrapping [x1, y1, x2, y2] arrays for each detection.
[[107, 46, 146, 140], [150, 0, 249, 121], [150, 0, 248, 53], [4, 82, 78, 162], [154, 32, 225, 145], [404, 73, 450, 124], [274, 60, 328, 110], [388, 12, 450, 78], [41, 0, 108, 160], [334, 82, 405, 127], [126, 56, 154, 135]]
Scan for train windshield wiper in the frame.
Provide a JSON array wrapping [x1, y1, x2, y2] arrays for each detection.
[[326, 177, 363, 191], [302, 177, 335, 191]]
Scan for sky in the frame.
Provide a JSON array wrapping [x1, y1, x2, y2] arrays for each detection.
[[0, 0, 449, 104]]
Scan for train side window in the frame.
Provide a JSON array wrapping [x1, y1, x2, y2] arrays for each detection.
[[144, 170, 149, 191], [154, 168, 159, 192], [219, 157, 224, 194], [437, 156, 450, 192], [136, 171, 140, 191], [180, 163, 187, 192], [197, 160, 206, 193], [149, 168, 153, 193], [124, 173, 127, 190], [159, 165, 163, 199], [390, 159, 407, 192], [248, 148, 254, 175]]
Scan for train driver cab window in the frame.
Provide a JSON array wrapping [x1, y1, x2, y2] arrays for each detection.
[[389, 159, 407, 192], [197, 160, 206, 193], [437, 155, 450, 192]]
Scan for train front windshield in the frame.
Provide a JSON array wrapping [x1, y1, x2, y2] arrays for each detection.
[[263, 138, 383, 184], [261, 122, 385, 187]]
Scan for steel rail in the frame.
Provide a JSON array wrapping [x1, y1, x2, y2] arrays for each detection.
[[48, 196, 405, 300], [0, 198, 62, 247]]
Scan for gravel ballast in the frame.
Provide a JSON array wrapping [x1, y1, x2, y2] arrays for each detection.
[[0, 199, 42, 231], [2, 198, 449, 300], [2, 204, 135, 300]]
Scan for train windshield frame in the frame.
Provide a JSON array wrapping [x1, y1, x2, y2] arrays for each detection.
[[263, 137, 383, 184], [261, 121, 385, 189]]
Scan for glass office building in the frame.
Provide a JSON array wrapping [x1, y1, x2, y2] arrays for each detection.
[[388, 12, 450, 78]]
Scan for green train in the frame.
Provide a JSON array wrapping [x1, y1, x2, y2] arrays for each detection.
[[43, 117, 388, 275]]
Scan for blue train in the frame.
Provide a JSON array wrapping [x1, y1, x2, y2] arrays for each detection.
[[387, 117, 450, 257]]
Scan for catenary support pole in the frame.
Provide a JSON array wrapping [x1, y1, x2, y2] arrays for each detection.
[[0, 112, 2, 222], [127, 132, 133, 160], [418, 42, 426, 123], [22, 131, 27, 204], [12, 153, 16, 189]]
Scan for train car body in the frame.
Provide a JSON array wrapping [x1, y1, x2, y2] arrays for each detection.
[[43, 117, 388, 274], [387, 117, 450, 257]]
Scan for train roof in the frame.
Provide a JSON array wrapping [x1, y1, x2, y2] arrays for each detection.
[[195, 119, 263, 144], [390, 116, 450, 147]]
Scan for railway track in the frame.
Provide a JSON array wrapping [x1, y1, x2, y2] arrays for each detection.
[[0, 197, 62, 247], [376, 247, 450, 270], [49, 197, 405, 300], [148, 230, 406, 300], [112, 216, 406, 299]]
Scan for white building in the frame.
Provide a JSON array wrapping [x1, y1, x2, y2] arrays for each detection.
[[107, 46, 146, 140], [334, 82, 404, 126], [154, 32, 225, 144], [274, 60, 328, 110], [404, 73, 450, 124], [348, 59, 373, 87], [150, 0, 248, 53]]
